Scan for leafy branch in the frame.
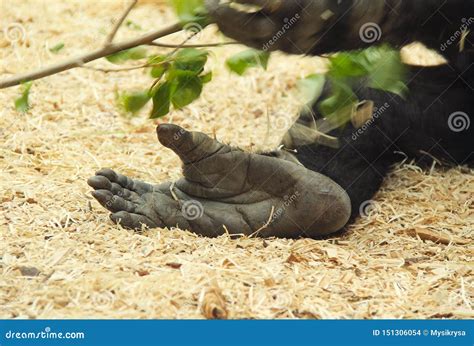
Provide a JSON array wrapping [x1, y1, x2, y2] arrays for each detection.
[[1, 0, 218, 90], [6, 0, 264, 119], [7, 0, 408, 132], [1, 22, 183, 90]]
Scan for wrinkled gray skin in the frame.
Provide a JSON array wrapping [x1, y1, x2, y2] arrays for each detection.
[[88, 124, 351, 238]]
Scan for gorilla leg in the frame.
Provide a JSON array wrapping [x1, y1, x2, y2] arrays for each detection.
[[88, 124, 351, 238]]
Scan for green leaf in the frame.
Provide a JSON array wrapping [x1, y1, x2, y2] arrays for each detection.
[[14, 82, 32, 113], [106, 47, 148, 64], [308, 44, 408, 129], [328, 52, 369, 79], [171, 73, 203, 109], [151, 66, 166, 79], [297, 74, 326, 106], [226, 49, 271, 75], [173, 48, 208, 73], [200, 71, 212, 84], [125, 20, 142, 30], [148, 55, 168, 78], [49, 43, 65, 54], [365, 47, 408, 97], [326, 45, 407, 98], [150, 82, 172, 119], [318, 79, 357, 126], [117, 91, 151, 114], [170, 0, 208, 25]]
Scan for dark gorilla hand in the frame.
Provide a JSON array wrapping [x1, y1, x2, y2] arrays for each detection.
[[207, 0, 323, 54], [88, 124, 351, 238], [206, 0, 459, 56], [206, 0, 387, 55]]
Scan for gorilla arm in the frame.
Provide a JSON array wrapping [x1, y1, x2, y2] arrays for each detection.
[[207, 0, 471, 59]]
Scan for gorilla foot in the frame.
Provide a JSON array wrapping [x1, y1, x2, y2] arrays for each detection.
[[88, 124, 351, 238]]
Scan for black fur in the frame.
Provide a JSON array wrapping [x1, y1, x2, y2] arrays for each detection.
[[286, 2, 474, 221], [295, 65, 473, 219]]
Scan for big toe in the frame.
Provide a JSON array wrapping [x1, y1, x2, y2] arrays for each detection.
[[156, 123, 186, 147], [157, 124, 226, 164]]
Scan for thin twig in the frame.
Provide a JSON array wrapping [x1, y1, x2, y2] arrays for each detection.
[[82, 59, 170, 74], [167, 30, 200, 56], [105, 0, 138, 45], [169, 182, 179, 202], [81, 63, 151, 73], [0, 23, 183, 89], [148, 41, 238, 48], [249, 206, 275, 238]]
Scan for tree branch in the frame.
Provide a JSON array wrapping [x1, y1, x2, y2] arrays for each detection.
[[81, 63, 151, 73], [105, 0, 138, 45], [148, 40, 238, 48], [0, 22, 182, 89]]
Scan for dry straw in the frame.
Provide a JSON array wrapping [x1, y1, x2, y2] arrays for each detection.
[[0, 0, 472, 319]]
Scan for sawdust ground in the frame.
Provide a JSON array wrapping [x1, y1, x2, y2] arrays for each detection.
[[0, 0, 472, 319]]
